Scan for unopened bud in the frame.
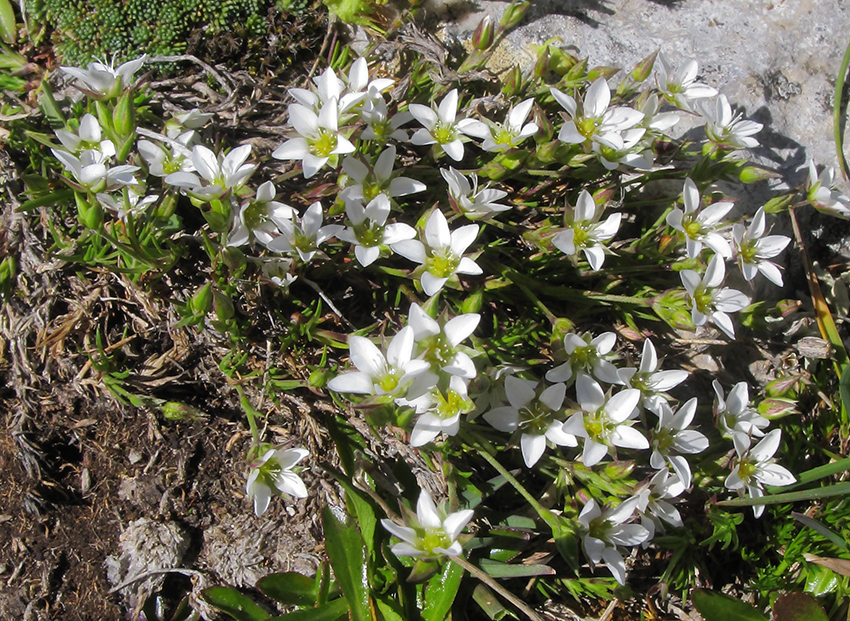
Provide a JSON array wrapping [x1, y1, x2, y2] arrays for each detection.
[[191, 283, 213, 315], [631, 49, 659, 83], [112, 92, 136, 141], [214, 290, 235, 321], [76, 193, 103, 229], [501, 64, 523, 97], [739, 166, 779, 184], [472, 15, 495, 50], [533, 46, 550, 79], [499, 0, 530, 30]]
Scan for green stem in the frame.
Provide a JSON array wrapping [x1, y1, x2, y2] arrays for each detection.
[[502, 268, 558, 324], [451, 555, 545, 621], [236, 385, 262, 446], [834, 37, 850, 180], [469, 440, 559, 531]]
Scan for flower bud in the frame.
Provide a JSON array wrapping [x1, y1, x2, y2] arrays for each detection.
[[112, 92, 136, 141], [472, 15, 495, 50], [161, 401, 206, 421], [762, 193, 794, 214], [499, 0, 529, 30], [739, 166, 779, 184], [501, 64, 523, 97], [75, 193, 103, 229], [214, 290, 235, 322], [631, 49, 658, 83], [191, 283, 213, 315], [533, 45, 550, 79]]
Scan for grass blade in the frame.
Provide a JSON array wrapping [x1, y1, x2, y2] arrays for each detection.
[[834, 38, 850, 180]]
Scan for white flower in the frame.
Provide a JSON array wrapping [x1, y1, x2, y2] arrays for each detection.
[[138, 137, 195, 178], [618, 338, 689, 410], [61, 55, 146, 97], [441, 167, 510, 220], [632, 470, 686, 543], [697, 95, 762, 149], [713, 380, 769, 439], [550, 79, 643, 149], [340, 145, 425, 203], [591, 127, 652, 171], [381, 491, 474, 559], [655, 55, 718, 109], [290, 59, 392, 115], [563, 375, 647, 467], [578, 497, 649, 585], [246, 447, 309, 517], [95, 188, 157, 220], [259, 257, 297, 289], [273, 98, 356, 178], [391, 209, 482, 296], [403, 376, 474, 447], [681, 255, 750, 339], [266, 201, 343, 262], [462, 98, 539, 152], [638, 93, 680, 134], [483, 376, 577, 468], [666, 178, 733, 259], [409, 89, 482, 161], [546, 331, 622, 385], [551, 189, 621, 270], [732, 207, 790, 286], [228, 181, 294, 248], [165, 144, 256, 201], [55, 114, 115, 157], [338, 194, 417, 267], [327, 327, 432, 399], [806, 159, 850, 218], [725, 429, 795, 518], [52, 148, 138, 193], [360, 96, 413, 142], [164, 109, 213, 139], [407, 303, 480, 379], [647, 397, 708, 488]]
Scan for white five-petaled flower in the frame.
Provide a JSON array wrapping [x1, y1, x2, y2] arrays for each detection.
[[713, 380, 769, 439], [409, 89, 482, 161], [441, 167, 510, 220], [273, 98, 356, 178], [96, 188, 157, 220], [138, 135, 195, 178], [360, 96, 413, 143], [591, 127, 651, 171], [55, 114, 115, 157], [165, 144, 256, 201], [725, 429, 795, 518], [638, 93, 680, 135], [563, 374, 647, 467], [402, 376, 474, 447], [655, 55, 718, 109], [618, 338, 689, 411], [806, 159, 850, 218], [483, 376, 577, 468], [732, 207, 790, 286], [551, 189, 622, 270], [338, 194, 417, 267], [550, 79, 643, 149], [697, 94, 762, 150], [266, 201, 343, 262], [392, 208, 482, 296], [259, 257, 298, 289], [647, 397, 708, 489], [546, 331, 623, 385], [680, 255, 750, 339], [578, 496, 650, 585], [407, 303, 480, 379], [52, 148, 138, 194], [289, 58, 393, 115], [246, 447, 309, 517], [340, 145, 426, 204], [666, 178, 733, 259], [461, 98, 539, 152], [381, 490, 474, 559], [327, 327, 432, 399], [60, 55, 146, 98], [228, 181, 294, 248], [632, 469, 686, 544]]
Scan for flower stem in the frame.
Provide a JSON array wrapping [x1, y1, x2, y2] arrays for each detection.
[[236, 385, 262, 446], [451, 555, 545, 621]]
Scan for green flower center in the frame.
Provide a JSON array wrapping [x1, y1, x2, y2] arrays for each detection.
[[309, 129, 338, 157], [356, 222, 385, 247], [739, 241, 758, 265], [584, 410, 615, 443], [693, 288, 713, 313], [242, 202, 266, 231], [578, 117, 600, 139], [737, 459, 757, 482], [433, 122, 456, 145], [519, 400, 554, 436], [362, 182, 382, 202], [377, 368, 402, 393], [653, 429, 673, 453], [426, 250, 461, 278], [419, 528, 450, 555], [435, 387, 473, 420], [683, 218, 703, 239], [572, 225, 591, 248], [422, 333, 455, 367], [494, 126, 515, 146]]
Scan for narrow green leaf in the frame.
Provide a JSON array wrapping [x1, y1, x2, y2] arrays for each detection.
[[321, 507, 371, 621], [778, 457, 850, 490], [772, 593, 828, 621], [691, 589, 769, 621], [834, 37, 850, 180], [478, 558, 555, 579], [257, 572, 319, 607], [0, 0, 17, 44], [322, 466, 378, 559], [472, 584, 508, 620], [792, 512, 850, 553], [201, 587, 269, 621], [267, 597, 349, 621], [422, 559, 464, 621], [718, 481, 850, 506]]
